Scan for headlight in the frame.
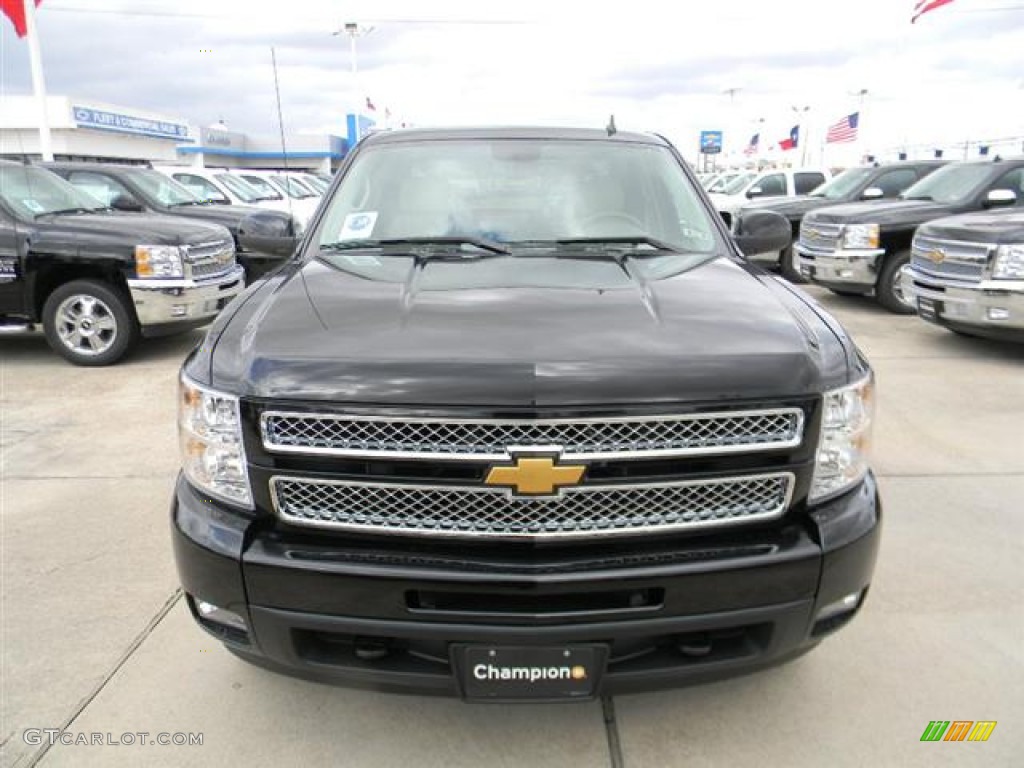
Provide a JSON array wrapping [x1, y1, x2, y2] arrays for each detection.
[[810, 373, 875, 503], [992, 244, 1024, 279], [178, 374, 252, 507], [135, 245, 185, 278], [841, 224, 880, 250]]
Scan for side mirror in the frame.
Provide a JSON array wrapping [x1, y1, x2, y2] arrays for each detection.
[[861, 187, 884, 200], [733, 210, 792, 257], [746, 186, 764, 199], [237, 210, 300, 257], [985, 189, 1017, 208], [110, 193, 144, 212]]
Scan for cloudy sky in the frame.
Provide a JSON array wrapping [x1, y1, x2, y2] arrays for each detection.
[[2, 0, 1023, 164]]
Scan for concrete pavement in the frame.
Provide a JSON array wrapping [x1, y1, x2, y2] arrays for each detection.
[[1, 286, 1022, 767]]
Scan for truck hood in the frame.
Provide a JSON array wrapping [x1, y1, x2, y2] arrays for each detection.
[[740, 196, 837, 220], [210, 252, 850, 407], [916, 209, 1024, 244], [806, 198, 956, 228], [31, 211, 230, 247]]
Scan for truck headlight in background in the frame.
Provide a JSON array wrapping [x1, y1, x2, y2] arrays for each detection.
[[841, 224, 880, 250], [135, 245, 185, 278], [178, 375, 252, 507], [991, 244, 1024, 279], [810, 374, 875, 502]]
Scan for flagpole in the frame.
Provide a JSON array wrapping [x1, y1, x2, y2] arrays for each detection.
[[23, 0, 53, 161]]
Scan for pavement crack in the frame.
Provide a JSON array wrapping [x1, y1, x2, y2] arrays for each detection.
[[601, 695, 625, 768], [19, 589, 183, 768]]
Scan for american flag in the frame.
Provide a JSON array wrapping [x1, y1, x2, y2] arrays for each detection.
[[912, 0, 955, 24], [743, 133, 760, 155], [826, 112, 859, 144]]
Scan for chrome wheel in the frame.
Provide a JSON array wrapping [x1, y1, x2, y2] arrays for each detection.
[[54, 293, 119, 357], [891, 264, 915, 311]]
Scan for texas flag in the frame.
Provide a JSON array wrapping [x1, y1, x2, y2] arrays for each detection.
[[778, 125, 800, 151], [1, 0, 42, 38]]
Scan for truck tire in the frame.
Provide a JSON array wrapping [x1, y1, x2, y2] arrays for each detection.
[[779, 246, 805, 284], [876, 250, 915, 315], [42, 279, 139, 366]]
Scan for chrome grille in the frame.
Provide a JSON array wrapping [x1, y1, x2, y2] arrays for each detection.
[[260, 408, 805, 461], [798, 221, 842, 252], [270, 473, 795, 539], [910, 235, 992, 283], [185, 240, 236, 281]]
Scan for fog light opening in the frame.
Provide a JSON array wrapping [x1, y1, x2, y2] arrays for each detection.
[[812, 589, 865, 637], [191, 596, 250, 645]]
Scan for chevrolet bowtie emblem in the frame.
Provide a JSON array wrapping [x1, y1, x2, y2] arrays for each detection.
[[926, 248, 946, 264], [485, 455, 586, 496]]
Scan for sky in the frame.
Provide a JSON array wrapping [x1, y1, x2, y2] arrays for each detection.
[[1, 0, 1023, 165]]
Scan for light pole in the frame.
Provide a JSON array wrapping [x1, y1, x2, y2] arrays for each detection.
[[792, 105, 810, 166], [333, 22, 374, 139], [722, 87, 742, 166], [850, 88, 869, 162]]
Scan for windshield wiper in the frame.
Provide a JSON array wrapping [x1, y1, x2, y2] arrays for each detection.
[[35, 207, 93, 218], [548, 236, 681, 252], [901, 195, 934, 201], [321, 236, 511, 255], [168, 201, 205, 207]]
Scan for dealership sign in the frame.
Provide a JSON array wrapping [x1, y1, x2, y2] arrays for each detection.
[[72, 106, 190, 140], [699, 130, 723, 154]]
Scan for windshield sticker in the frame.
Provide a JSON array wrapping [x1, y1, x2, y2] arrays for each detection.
[[338, 211, 378, 240], [22, 199, 45, 214]]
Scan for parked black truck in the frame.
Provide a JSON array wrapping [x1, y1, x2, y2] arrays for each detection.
[[796, 157, 1024, 313], [738, 160, 946, 282], [45, 162, 299, 282], [0, 160, 248, 365], [172, 127, 881, 700], [903, 207, 1024, 342]]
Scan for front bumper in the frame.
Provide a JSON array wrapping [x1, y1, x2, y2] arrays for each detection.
[[127, 266, 245, 334], [172, 473, 882, 697], [795, 244, 886, 290], [902, 269, 1024, 340]]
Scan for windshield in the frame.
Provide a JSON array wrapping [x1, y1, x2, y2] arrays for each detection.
[[270, 175, 317, 199], [900, 164, 993, 204], [315, 139, 719, 254], [215, 173, 267, 203], [302, 175, 330, 194], [707, 173, 737, 193], [129, 169, 201, 206], [720, 173, 755, 195], [0, 165, 106, 218], [239, 175, 284, 200], [809, 167, 874, 199]]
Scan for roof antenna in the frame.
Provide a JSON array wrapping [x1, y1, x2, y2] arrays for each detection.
[[606, 114, 617, 136]]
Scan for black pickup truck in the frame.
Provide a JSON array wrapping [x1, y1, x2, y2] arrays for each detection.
[[902, 207, 1024, 341], [172, 126, 880, 700], [45, 163, 299, 282], [796, 157, 1024, 313], [0, 160, 247, 365], [738, 161, 945, 282]]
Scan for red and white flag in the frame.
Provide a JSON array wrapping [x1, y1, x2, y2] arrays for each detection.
[[1, 0, 42, 38], [912, 0, 955, 23], [365, 96, 376, 112]]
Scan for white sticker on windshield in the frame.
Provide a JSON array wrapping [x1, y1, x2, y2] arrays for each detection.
[[22, 199, 45, 214], [338, 211, 378, 240]]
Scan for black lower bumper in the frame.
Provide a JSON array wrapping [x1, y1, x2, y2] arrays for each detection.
[[172, 475, 881, 697]]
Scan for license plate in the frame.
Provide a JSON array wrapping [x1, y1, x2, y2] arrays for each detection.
[[917, 297, 939, 321], [457, 645, 605, 701]]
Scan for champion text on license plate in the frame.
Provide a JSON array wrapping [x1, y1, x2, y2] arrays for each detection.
[[458, 645, 604, 701]]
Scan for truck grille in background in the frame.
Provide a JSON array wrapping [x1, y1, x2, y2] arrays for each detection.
[[260, 409, 804, 460], [798, 221, 842, 252], [910, 235, 992, 283], [270, 473, 795, 539], [185, 240, 236, 281]]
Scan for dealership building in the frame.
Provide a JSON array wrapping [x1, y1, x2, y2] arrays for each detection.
[[0, 95, 371, 172]]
